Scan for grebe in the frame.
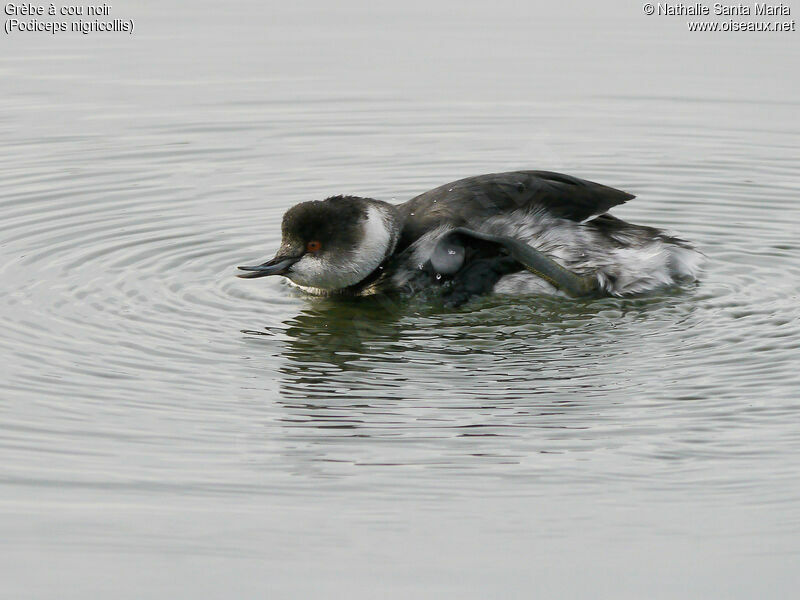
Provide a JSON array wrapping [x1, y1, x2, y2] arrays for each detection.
[[238, 171, 703, 306]]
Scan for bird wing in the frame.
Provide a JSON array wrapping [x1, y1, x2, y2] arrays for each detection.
[[430, 227, 600, 300], [396, 170, 634, 251]]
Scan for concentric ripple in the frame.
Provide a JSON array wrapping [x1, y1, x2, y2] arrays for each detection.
[[2, 88, 800, 595]]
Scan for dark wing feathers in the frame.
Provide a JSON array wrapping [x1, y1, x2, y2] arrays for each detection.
[[396, 170, 634, 251]]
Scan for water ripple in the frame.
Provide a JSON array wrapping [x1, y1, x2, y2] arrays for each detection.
[[1, 95, 799, 542]]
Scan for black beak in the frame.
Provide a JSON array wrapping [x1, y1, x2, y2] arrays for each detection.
[[237, 254, 302, 279]]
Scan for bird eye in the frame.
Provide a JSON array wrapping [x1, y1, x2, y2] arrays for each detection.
[[306, 240, 321, 253]]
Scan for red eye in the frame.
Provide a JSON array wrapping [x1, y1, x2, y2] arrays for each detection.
[[306, 240, 321, 253]]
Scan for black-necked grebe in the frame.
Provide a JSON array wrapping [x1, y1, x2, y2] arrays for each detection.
[[238, 171, 704, 306]]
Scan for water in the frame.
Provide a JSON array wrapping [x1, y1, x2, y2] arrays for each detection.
[[2, 2, 799, 597]]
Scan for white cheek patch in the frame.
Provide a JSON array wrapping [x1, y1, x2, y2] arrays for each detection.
[[359, 205, 394, 271], [288, 255, 326, 287], [287, 254, 358, 291]]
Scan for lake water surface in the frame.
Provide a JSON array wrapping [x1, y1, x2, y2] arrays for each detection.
[[2, 2, 799, 598]]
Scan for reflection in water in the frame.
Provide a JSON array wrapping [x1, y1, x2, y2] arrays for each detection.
[[279, 295, 410, 370], [237, 289, 705, 457], [3, 4, 800, 591]]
